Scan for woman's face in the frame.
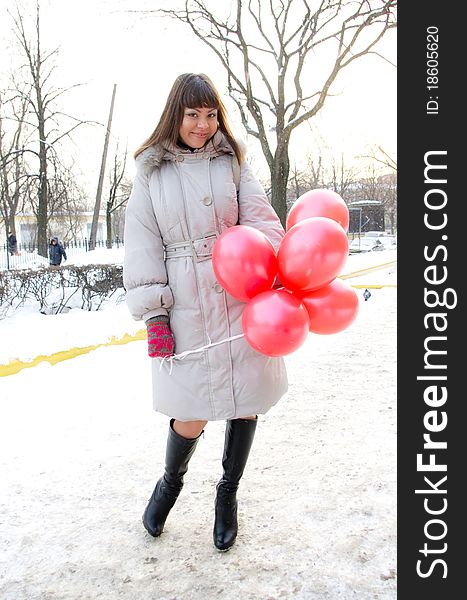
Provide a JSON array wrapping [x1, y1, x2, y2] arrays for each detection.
[[179, 107, 218, 148]]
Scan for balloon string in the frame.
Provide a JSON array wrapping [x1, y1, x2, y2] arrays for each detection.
[[158, 333, 245, 372]]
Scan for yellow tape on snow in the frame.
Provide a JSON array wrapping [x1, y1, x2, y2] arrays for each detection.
[[0, 329, 147, 378], [339, 260, 397, 280]]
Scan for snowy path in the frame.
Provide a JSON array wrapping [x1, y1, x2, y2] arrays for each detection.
[[0, 284, 396, 600]]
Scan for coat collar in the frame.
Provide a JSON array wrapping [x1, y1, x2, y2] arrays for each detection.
[[136, 130, 236, 175]]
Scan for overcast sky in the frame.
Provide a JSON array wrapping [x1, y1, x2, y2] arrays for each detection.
[[0, 0, 396, 193]]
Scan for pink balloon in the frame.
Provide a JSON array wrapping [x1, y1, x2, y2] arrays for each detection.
[[242, 289, 309, 357], [212, 225, 278, 302], [286, 188, 349, 232], [277, 217, 349, 293], [298, 279, 359, 334]]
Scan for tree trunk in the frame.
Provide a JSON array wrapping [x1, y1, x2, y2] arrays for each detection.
[[271, 140, 291, 228], [106, 203, 112, 249], [7, 218, 16, 237], [37, 140, 48, 257]]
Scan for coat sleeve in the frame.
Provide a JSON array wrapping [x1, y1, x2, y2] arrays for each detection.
[[237, 160, 285, 251], [123, 167, 174, 322]]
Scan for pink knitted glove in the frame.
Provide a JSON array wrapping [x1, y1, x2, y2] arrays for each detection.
[[146, 316, 175, 358]]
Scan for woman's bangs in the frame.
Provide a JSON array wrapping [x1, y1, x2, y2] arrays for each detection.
[[182, 80, 219, 109]]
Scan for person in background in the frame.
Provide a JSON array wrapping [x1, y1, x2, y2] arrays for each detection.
[[49, 236, 67, 266], [123, 73, 288, 551], [8, 232, 18, 256]]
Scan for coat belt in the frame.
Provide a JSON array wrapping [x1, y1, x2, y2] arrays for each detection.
[[164, 232, 219, 262]]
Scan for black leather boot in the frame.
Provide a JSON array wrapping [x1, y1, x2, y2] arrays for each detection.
[[213, 417, 258, 551], [142, 419, 201, 537]]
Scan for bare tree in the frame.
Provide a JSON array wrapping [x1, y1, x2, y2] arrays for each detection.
[[106, 143, 130, 248], [288, 162, 308, 202], [326, 153, 358, 199], [0, 89, 30, 240], [137, 0, 397, 225], [287, 154, 324, 208], [46, 156, 89, 243], [355, 165, 396, 233], [9, 2, 95, 256], [368, 145, 397, 172], [287, 150, 357, 209], [361, 146, 396, 231], [377, 171, 396, 233]]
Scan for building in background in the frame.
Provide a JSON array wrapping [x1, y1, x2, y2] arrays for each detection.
[[13, 211, 107, 245], [348, 200, 385, 235]]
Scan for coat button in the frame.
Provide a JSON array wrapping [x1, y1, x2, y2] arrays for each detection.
[[214, 283, 223, 293], [202, 196, 212, 206], [175, 155, 184, 162]]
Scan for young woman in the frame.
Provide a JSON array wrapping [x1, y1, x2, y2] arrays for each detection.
[[123, 73, 288, 551]]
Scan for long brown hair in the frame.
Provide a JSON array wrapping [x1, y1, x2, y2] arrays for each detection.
[[134, 73, 243, 163]]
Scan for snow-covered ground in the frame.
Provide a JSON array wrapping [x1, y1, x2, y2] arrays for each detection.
[[0, 249, 397, 599]]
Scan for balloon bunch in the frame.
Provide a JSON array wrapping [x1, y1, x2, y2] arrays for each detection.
[[212, 189, 359, 357]]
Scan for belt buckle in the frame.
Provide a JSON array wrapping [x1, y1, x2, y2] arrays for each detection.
[[191, 232, 218, 262]]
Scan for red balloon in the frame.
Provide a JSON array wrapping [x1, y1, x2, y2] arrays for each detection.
[[242, 289, 309, 357], [298, 279, 359, 334], [286, 189, 349, 232], [277, 217, 349, 293], [212, 225, 278, 302]]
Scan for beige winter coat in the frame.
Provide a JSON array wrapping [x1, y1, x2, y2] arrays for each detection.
[[123, 131, 288, 421]]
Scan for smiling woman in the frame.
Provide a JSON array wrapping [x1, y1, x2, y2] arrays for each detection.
[[179, 107, 219, 148], [124, 72, 287, 552], [133, 73, 241, 162]]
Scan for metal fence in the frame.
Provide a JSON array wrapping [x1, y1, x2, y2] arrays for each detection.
[[1, 238, 124, 271]]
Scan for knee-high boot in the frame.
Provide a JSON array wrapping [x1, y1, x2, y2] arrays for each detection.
[[143, 419, 201, 537], [213, 417, 258, 551]]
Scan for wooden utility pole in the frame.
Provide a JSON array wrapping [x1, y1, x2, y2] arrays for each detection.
[[89, 83, 116, 250]]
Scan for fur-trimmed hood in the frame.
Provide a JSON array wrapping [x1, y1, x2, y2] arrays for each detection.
[[135, 131, 245, 176]]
